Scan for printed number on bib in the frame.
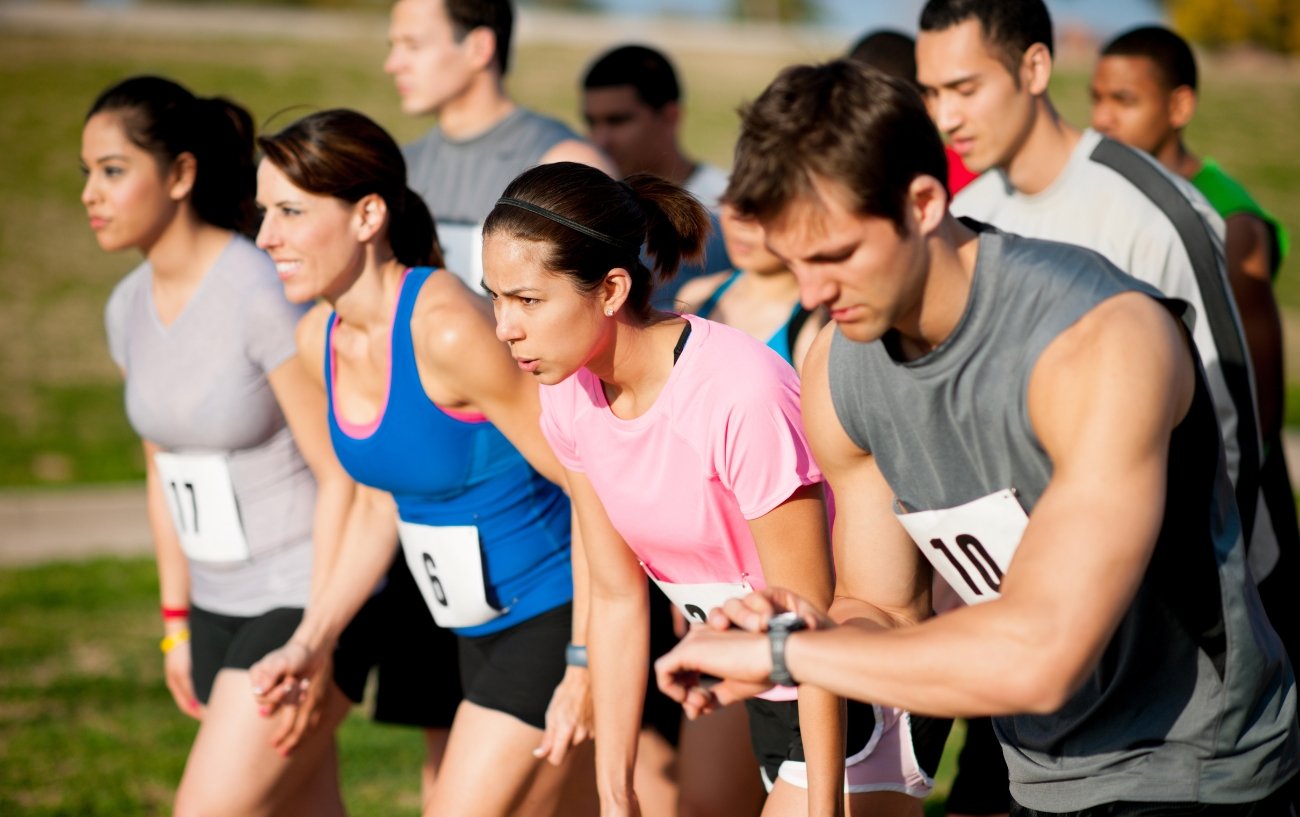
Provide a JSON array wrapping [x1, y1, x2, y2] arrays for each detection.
[[398, 520, 503, 628], [893, 489, 1028, 605], [642, 563, 753, 625], [152, 451, 250, 563]]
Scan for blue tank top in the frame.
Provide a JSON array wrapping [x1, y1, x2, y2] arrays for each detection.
[[325, 267, 572, 636], [696, 270, 807, 365]]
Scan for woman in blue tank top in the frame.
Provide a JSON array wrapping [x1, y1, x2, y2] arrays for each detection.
[[246, 110, 590, 816], [677, 204, 825, 372]]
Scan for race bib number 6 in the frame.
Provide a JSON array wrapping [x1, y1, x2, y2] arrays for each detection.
[[894, 489, 1028, 606], [152, 451, 251, 564], [398, 520, 504, 629]]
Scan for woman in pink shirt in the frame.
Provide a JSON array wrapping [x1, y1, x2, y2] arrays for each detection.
[[481, 162, 931, 817]]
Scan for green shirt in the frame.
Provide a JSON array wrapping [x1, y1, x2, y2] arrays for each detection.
[[1192, 157, 1290, 278]]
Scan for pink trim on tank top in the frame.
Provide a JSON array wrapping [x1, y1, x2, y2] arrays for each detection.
[[435, 404, 488, 424], [331, 268, 411, 440]]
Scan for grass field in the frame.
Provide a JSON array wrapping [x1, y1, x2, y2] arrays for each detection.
[[0, 556, 961, 815], [2, 14, 1300, 485]]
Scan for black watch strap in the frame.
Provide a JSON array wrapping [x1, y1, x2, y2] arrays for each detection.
[[768, 616, 805, 686]]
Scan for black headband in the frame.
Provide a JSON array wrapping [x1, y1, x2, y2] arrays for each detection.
[[495, 197, 643, 253]]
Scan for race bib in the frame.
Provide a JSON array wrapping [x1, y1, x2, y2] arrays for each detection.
[[152, 451, 251, 563], [643, 563, 753, 625], [398, 520, 503, 628], [894, 489, 1028, 606]]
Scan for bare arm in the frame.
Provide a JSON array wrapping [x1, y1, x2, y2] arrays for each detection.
[[1223, 212, 1283, 441], [660, 294, 1195, 718], [569, 469, 649, 816], [265, 345, 355, 604], [747, 483, 843, 817]]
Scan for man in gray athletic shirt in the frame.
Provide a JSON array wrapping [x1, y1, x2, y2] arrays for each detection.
[[913, 0, 1288, 595], [654, 61, 1299, 815], [385, 0, 613, 288]]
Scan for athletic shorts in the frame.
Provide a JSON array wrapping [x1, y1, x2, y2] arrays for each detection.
[[744, 698, 942, 797], [333, 553, 462, 729], [643, 585, 685, 745], [457, 602, 571, 730], [947, 717, 1011, 814], [189, 605, 303, 704]]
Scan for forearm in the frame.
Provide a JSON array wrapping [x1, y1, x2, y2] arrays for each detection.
[[590, 588, 649, 807], [308, 474, 356, 605], [569, 505, 590, 647], [144, 460, 190, 612], [785, 599, 1063, 718], [294, 491, 397, 652], [796, 684, 847, 817]]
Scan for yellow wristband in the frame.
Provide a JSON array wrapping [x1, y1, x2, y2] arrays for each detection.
[[160, 629, 191, 654]]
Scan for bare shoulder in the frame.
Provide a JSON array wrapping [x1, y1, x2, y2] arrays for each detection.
[[541, 138, 617, 176], [675, 270, 733, 313], [410, 270, 497, 367]]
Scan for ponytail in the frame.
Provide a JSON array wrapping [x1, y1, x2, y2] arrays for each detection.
[[390, 186, 444, 269], [484, 162, 711, 322]]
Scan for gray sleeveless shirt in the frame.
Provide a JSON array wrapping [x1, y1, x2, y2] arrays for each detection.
[[106, 235, 316, 616], [828, 225, 1297, 810], [404, 107, 578, 288]]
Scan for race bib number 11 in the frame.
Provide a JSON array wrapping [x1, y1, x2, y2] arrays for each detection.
[[152, 451, 251, 564]]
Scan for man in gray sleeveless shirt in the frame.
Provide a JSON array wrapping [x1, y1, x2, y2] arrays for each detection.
[[385, 0, 613, 288], [654, 61, 1298, 815]]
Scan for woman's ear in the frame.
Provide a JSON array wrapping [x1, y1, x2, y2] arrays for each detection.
[[168, 152, 198, 201], [354, 193, 389, 243], [601, 266, 633, 317]]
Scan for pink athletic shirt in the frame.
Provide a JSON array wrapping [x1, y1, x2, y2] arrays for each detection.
[[540, 315, 822, 588]]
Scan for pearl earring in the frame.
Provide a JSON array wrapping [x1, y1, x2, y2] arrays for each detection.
[[604, 308, 613, 317]]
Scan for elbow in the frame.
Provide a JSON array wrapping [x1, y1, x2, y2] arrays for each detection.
[[999, 647, 1089, 715]]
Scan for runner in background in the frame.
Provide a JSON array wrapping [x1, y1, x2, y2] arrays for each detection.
[[247, 109, 592, 817], [580, 43, 733, 308], [85, 75, 354, 816], [483, 161, 935, 817], [846, 29, 979, 196], [1090, 25, 1300, 682], [387, 0, 613, 290]]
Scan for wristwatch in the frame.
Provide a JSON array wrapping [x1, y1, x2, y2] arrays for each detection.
[[767, 611, 807, 687]]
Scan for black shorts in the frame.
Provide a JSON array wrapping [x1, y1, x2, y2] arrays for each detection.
[[458, 602, 571, 730], [189, 605, 303, 704], [333, 552, 462, 729], [744, 697, 878, 785], [946, 717, 1011, 814], [644, 585, 684, 746]]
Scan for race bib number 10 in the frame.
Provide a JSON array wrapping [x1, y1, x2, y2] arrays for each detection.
[[398, 520, 504, 629], [894, 489, 1028, 606], [152, 451, 251, 564]]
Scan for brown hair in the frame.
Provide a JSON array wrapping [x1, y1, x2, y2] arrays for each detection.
[[725, 60, 947, 235], [257, 109, 443, 269], [483, 162, 710, 322]]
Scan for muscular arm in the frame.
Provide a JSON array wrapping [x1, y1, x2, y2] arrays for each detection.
[[660, 295, 1196, 719], [1223, 212, 1283, 441]]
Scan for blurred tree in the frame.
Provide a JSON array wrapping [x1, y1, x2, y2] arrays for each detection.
[[727, 0, 821, 24], [1163, 0, 1300, 52]]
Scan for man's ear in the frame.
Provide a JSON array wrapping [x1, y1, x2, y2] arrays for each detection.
[[1169, 85, 1197, 131], [1021, 42, 1054, 97], [464, 25, 498, 72], [909, 174, 949, 236]]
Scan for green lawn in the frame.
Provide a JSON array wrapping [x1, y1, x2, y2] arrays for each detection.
[[0, 557, 961, 815]]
